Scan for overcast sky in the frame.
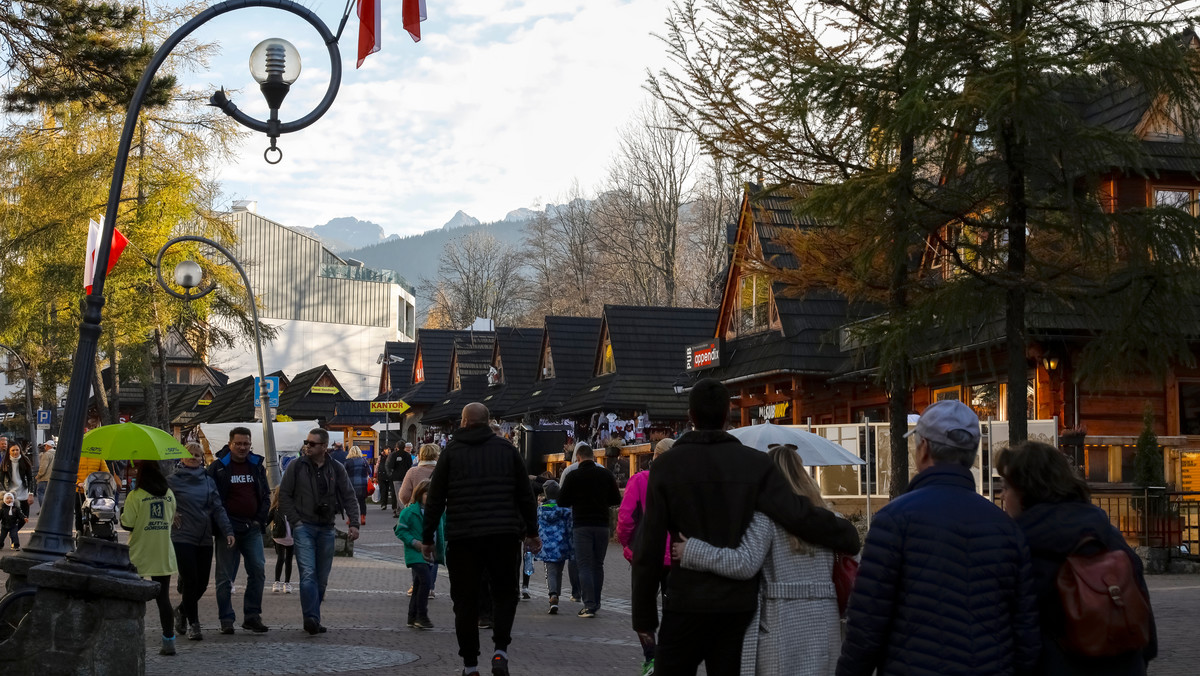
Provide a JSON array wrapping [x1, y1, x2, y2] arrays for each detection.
[[177, 0, 675, 237]]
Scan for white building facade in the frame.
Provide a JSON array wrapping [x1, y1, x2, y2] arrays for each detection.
[[206, 203, 416, 399]]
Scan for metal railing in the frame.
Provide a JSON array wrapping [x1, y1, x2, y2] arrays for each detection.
[[320, 264, 414, 294], [1090, 487, 1200, 554]]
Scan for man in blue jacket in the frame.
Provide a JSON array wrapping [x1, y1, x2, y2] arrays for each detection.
[[208, 426, 271, 635], [837, 400, 1040, 676]]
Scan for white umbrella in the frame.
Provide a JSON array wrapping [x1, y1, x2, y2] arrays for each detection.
[[728, 422, 866, 466]]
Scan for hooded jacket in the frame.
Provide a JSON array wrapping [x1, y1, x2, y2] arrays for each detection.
[[167, 464, 233, 545], [1016, 500, 1156, 675], [421, 424, 537, 543], [207, 452, 270, 531], [278, 453, 359, 527]]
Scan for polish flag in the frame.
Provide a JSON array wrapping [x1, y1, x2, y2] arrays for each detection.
[[403, 0, 427, 43], [357, 0, 381, 68], [84, 218, 129, 294]]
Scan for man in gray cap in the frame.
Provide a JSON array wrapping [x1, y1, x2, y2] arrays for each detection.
[[837, 400, 1040, 676]]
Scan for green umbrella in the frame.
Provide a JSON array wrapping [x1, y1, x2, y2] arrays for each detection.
[[81, 423, 189, 461]]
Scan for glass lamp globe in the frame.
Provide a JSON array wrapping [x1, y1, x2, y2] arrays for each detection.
[[249, 38, 301, 85], [174, 260, 204, 289]]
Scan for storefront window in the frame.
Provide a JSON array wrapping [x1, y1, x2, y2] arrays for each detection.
[[933, 386, 961, 402], [1180, 382, 1200, 434]]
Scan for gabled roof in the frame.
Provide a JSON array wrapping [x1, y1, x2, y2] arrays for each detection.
[[480, 327, 544, 418], [129, 384, 215, 424], [375, 341, 416, 400], [189, 370, 289, 425], [277, 365, 353, 422], [420, 333, 498, 424], [400, 329, 493, 407], [557, 305, 718, 420], [328, 400, 387, 427], [508, 316, 602, 417]]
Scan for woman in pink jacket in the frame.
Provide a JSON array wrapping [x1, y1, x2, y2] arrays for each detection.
[[617, 437, 674, 676]]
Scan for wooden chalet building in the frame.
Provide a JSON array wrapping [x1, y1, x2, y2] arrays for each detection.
[[373, 340, 416, 447], [559, 305, 718, 444], [507, 316, 602, 426], [479, 327, 544, 421], [394, 329, 489, 442], [420, 332, 497, 429]]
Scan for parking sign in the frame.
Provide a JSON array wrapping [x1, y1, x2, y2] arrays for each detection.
[[36, 409, 51, 430], [254, 376, 280, 408]]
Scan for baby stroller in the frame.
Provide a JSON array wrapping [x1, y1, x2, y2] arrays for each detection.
[[81, 472, 120, 541]]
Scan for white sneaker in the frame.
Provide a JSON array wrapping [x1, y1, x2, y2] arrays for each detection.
[[272, 582, 282, 593], [230, 583, 237, 595], [285, 583, 293, 594]]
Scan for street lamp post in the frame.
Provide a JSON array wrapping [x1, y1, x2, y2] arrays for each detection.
[[155, 238, 282, 488], [3, 0, 345, 573], [0, 344, 36, 467]]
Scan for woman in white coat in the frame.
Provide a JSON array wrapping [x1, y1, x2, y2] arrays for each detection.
[[672, 444, 840, 676]]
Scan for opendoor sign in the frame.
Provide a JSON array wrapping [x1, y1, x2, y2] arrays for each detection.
[[685, 340, 722, 371]]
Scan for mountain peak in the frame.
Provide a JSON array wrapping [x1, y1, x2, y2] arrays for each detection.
[[442, 210, 481, 230]]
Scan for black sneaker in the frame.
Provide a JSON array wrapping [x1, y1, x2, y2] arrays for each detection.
[[548, 604, 558, 615], [242, 618, 269, 633], [303, 617, 321, 635], [219, 622, 235, 635], [521, 588, 530, 600], [173, 605, 187, 636], [491, 654, 509, 676], [318, 624, 327, 633], [414, 617, 434, 629], [478, 616, 493, 629], [406, 618, 418, 628], [578, 607, 596, 618]]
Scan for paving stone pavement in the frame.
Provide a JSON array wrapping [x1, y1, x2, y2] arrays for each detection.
[[4, 501, 1199, 674]]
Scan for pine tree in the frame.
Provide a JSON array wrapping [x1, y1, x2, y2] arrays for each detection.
[[1134, 404, 1165, 488]]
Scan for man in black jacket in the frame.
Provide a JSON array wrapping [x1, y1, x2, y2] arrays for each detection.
[[422, 403, 539, 676], [632, 379, 860, 675], [558, 443, 620, 618], [208, 426, 271, 634], [386, 441, 413, 516]]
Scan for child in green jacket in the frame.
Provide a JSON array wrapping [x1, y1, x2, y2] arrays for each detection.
[[394, 479, 444, 628]]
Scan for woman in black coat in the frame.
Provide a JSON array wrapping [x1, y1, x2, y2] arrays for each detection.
[[997, 441, 1157, 676], [0, 444, 35, 509]]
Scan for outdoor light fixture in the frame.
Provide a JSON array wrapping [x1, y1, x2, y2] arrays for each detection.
[[173, 259, 203, 290], [1042, 355, 1060, 371], [674, 384, 684, 395]]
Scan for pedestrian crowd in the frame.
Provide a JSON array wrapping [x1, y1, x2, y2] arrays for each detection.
[[0, 381, 1158, 676]]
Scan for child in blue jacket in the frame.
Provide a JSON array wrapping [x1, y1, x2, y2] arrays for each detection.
[[394, 480, 445, 628], [535, 480, 574, 615]]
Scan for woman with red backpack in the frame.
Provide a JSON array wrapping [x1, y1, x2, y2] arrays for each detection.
[[997, 441, 1156, 676]]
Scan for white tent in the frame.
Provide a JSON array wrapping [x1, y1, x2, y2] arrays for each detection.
[[195, 421, 344, 459]]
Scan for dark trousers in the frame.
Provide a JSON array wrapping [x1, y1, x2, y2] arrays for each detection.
[[574, 526, 609, 612], [274, 542, 294, 582], [378, 478, 393, 509], [655, 609, 754, 676], [151, 575, 175, 638], [172, 542, 213, 625], [568, 557, 581, 597], [408, 562, 431, 621], [447, 534, 521, 668]]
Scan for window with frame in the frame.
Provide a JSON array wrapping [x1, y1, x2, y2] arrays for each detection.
[[737, 273, 772, 335], [1154, 187, 1198, 259], [539, 345, 555, 380], [599, 339, 616, 375]]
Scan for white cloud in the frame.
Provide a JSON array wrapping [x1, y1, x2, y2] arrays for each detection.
[[181, 0, 675, 236]]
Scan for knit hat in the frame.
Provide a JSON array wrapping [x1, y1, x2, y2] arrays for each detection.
[[653, 438, 675, 457], [543, 480, 561, 500]]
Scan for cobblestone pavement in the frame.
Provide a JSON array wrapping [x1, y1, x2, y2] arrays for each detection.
[[3, 501, 1198, 675]]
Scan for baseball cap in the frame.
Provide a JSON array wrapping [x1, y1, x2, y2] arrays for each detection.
[[904, 400, 981, 449], [43, 440, 55, 448]]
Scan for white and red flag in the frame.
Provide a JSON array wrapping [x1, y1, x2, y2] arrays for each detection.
[[356, 0, 381, 67], [84, 218, 129, 294], [403, 0, 427, 42]]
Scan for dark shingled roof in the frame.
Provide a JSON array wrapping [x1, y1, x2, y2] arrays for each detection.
[[508, 316, 602, 417], [189, 370, 289, 425], [375, 341, 416, 401], [557, 305, 718, 420], [276, 365, 352, 423], [398, 329, 486, 406], [480, 327, 544, 419], [410, 332, 496, 423], [328, 400, 387, 427]]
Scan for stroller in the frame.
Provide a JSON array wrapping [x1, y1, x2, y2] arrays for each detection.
[[81, 472, 120, 541]]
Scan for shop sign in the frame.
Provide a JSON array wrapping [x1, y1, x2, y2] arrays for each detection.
[[1182, 453, 1200, 497], [197, 399, 212, 406], [685, 340, 721, 371], [354, 429, 376, 438], [758, 403, 790, 420], [311, 386, 339, 395], [370, 400, 411, 414]]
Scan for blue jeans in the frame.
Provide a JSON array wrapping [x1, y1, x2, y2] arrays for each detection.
[[544, 560, 564, 598], [36, 481, 47, 505], [293, 523, 336, 623], [574, 526, 609, 612], [215, 528, 265, 624]]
